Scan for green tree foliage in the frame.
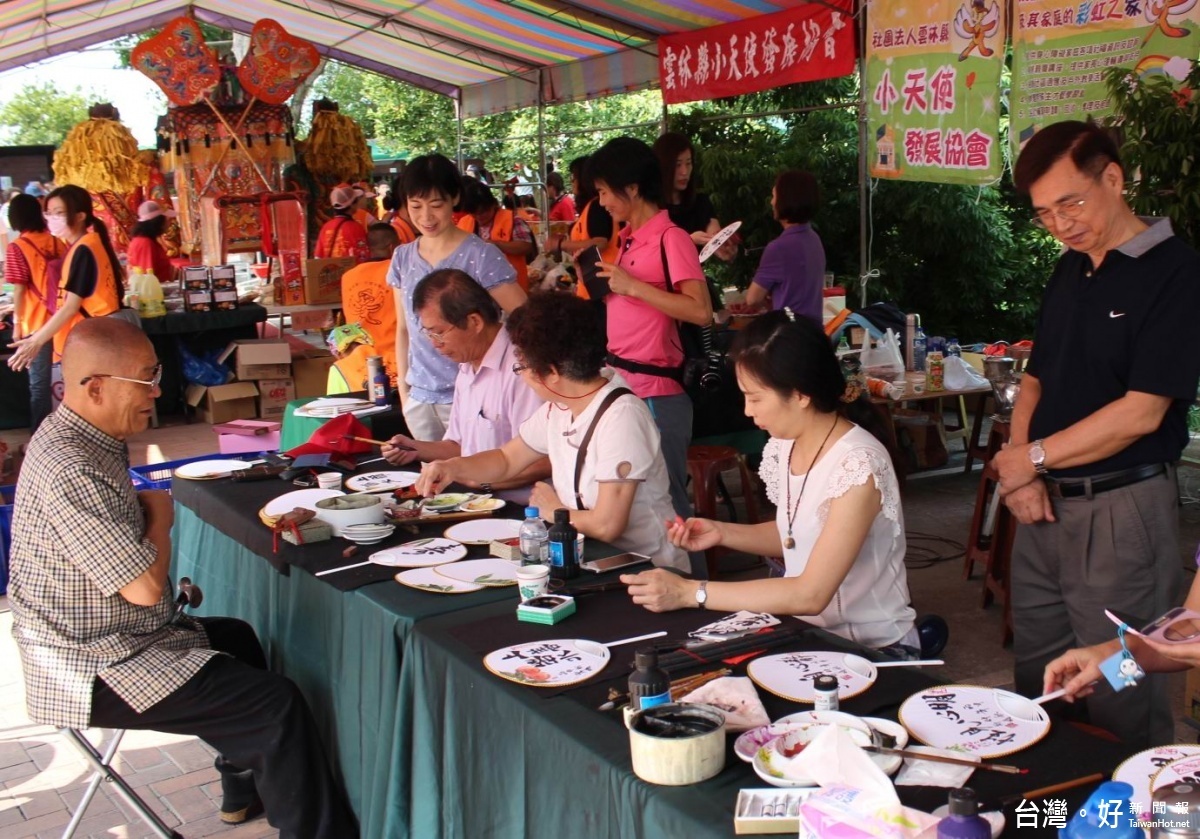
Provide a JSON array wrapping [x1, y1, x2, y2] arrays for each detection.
[[1105, 63, 1200, 246], [0, 82, 89, 146]]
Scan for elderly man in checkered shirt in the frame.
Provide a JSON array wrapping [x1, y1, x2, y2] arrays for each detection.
[[8, 318, 356, 838]]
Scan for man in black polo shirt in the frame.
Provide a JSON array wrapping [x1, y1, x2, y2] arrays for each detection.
[[994, 120, 1200, 747]]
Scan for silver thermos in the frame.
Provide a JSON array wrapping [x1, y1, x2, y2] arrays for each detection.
[[1152, 783, 1200, 837]]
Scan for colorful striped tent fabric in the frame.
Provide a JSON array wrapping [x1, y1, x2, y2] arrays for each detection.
[[0, 0, 816, 117]]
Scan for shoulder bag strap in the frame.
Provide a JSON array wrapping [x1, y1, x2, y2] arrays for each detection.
[[573, 387, 633, 510]]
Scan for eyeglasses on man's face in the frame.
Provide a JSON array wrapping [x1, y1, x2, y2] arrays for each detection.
[[79, 363, 163, 389], [511, 362, 530, 376], [1031, 181, 1097, 229], [419, 323, 457, 344]]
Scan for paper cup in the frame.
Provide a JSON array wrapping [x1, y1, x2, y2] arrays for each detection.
[[316, 472, 343, 490], [516, 564, 550, 601], [905, 371, 926, 395]]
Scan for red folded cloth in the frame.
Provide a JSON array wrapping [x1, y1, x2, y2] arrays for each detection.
[[286, 414, 374, 458]]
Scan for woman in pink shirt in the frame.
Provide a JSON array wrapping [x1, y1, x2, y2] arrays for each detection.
[[591, 136, 712, 536]]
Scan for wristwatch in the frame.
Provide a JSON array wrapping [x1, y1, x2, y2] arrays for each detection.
[[695, 580, 708, 610], [1028, 440, 1048, 476], [479, 482, 494, 494]]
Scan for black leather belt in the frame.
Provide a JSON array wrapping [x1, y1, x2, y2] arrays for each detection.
[[1046, 463, 1168, 498]]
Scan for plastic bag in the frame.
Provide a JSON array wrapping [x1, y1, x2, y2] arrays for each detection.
[[943, 355, 989, 390], [860, 329, 904, 383], [178, 341, 230, 387], [127, 268, 166, 318]]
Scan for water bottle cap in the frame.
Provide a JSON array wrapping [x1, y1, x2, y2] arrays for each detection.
[[1063, 781, 1140, 839], [525, 507, 539, 518]]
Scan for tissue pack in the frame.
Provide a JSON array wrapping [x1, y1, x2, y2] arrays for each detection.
[[798, 786, 939, 839]]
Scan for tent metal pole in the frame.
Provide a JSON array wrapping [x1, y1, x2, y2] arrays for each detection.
[[661, 96, 669, 134], [537, 68, 548, 228], [857, 0, 870, 307], [455, 98, 464, 171]]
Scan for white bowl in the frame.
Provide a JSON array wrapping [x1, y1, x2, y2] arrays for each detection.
[[314, 493, 385, 536]]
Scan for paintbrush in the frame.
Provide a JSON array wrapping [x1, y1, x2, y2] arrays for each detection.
[[978, 772, 1105, 813], [863, 745, 1025, 775], [343, 434, 414, 450]]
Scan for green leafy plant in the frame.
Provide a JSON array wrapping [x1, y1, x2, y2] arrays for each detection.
[[1105, 63, 1200, 246]]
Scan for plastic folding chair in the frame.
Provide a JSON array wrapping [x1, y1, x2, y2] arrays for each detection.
[[59, 727, 182, 839]]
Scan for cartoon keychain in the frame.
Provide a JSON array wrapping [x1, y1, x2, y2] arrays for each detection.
[[1098, 623, 1146, 691]]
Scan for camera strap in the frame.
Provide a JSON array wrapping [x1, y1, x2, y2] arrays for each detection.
[[573, 386, 633, 510]]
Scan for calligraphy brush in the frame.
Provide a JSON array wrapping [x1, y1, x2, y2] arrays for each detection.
[[862, 745, 1026, 775], [343, 434, 407, 448], [598, 667, 732, 711], [657, 628, 804, 671], [977, 772, 1105, 813]]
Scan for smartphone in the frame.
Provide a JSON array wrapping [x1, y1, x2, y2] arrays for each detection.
[[575, 247, 610, 300], [1106, 606, 1200, 644], [581, 552, 651, 574]]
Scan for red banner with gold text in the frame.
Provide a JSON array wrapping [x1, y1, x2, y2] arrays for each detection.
[[658, 1, 857, 106]]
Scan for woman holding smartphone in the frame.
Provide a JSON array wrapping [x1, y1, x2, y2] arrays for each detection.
[[588, 136, 712, 525]]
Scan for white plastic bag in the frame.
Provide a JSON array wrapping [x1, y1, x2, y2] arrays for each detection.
[[860, 329, 904, 382], [943, 355, 989, 390]]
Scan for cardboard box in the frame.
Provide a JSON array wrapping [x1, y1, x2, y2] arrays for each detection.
[[212, 288, 239, 311], [185, 288, 213, 313], [257, 377, 296, 419], [303, 257, 355, 306], [293, 352, 336, 397], [212, 418, 282, 451], [218, 430, 281, 454], [291, 308, 334, 331], [186, 381, 259, 425], [221, 339, 292, 380]]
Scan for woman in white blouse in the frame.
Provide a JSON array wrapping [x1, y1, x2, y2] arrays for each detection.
[[623, 310, 918, 653]]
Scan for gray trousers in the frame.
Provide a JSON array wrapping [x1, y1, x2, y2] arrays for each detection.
[[1011, 466, 1182, 748], [644, 393, 694, 521]]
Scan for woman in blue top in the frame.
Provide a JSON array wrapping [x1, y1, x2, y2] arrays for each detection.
[[388, 154, 526, 441]]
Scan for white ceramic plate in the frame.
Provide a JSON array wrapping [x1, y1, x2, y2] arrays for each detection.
[[772, 711, 908, 776], [444, 518, 522, 545], [734, 722, 812, 763], [174, 459, 255, 480], [751, 718, 873, 787], [699, 220, 741, 263], [484, 639, 610, 687], [461, 497, 505, 512], [368, 538, 467, 568], [394, 566, 483, 594], [1114, 745, 1200, 821], [898, 685, 1050, 760], [1151, 752, 1200, 795], [747, 652, 878, 703], [423, 493, 473, 512], [435, 558, 520, 587], [344, 525, 396, 545], [262, 488, 345, 518], [931, 805, 1005, 838], [344, 471, 420, 493]]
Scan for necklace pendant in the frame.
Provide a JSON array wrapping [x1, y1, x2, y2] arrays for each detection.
[[784, 535, 796, 549]]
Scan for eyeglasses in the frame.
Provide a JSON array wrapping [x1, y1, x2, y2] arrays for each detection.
[[511, 362, 530, 376], [80, 363, 163, 388], [1031, 183, 1096, 229], [419, 323, 457, 344]]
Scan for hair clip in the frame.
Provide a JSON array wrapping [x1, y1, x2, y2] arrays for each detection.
[[783, 307, 796, 323]]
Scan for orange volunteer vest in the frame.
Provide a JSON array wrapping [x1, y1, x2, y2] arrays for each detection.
[[457, 209, 529, 290], [340, 259, 398, 386], [12, 231, 66, 335], [54, 231, 122, 359], [571, 199, 619, 301]]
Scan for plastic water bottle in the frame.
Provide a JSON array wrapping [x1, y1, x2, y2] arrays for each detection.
[[946, 336, 962, 358], [1061, 780, 1140, 838], [836, 335, 850, 356], [913, 327, 927, 372], [519, 507, 548, 566], [936, 788, 989, 839]]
